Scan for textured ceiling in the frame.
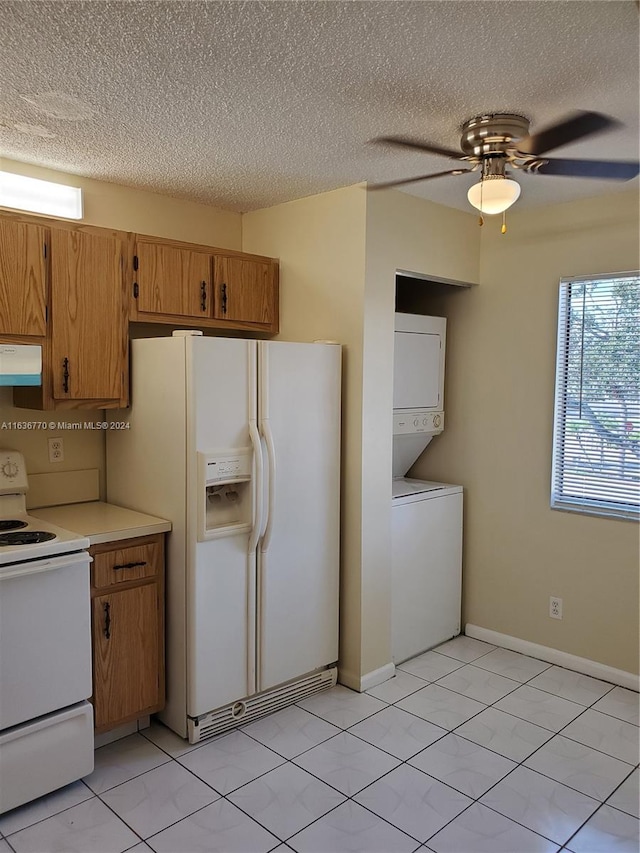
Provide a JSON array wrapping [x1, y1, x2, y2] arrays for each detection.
[[1, 1, 638, 213]]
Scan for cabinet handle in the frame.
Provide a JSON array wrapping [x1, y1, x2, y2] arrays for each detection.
[[221, 283, 227, 315], [112, 560, 147, 571], [104, 602, 111, 640], [200, 281, 207, 312], [62, 358, 70, 393]]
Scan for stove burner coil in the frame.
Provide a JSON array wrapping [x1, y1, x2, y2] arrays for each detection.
[[0, 520, 28, 532], [0, 531, 57, 546]]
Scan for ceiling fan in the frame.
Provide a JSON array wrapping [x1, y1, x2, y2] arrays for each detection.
[[370, 111, 639, 221]]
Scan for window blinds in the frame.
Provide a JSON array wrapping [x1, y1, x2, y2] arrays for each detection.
[[551, 272, 640, 520]]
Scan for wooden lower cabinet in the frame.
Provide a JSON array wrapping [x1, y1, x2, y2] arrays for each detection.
[[90, 534, 165, 733]]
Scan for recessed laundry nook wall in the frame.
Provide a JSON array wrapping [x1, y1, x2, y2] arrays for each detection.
[[412, 189, 640, 676]]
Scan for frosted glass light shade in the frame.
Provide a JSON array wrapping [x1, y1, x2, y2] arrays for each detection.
[[0, 171, 83, 219], [467, 176, 521, 215]]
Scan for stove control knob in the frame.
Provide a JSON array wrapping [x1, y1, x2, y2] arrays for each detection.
[[433, 414, 442, 428], [1, 460, 19, 478]]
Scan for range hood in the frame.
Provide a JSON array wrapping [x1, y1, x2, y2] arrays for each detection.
[[0, 345, 42, 386]]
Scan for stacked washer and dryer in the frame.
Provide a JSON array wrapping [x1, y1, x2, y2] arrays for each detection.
[[391, 313, 463, 664]]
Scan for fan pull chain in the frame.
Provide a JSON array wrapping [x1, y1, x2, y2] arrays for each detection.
[[501, 211, 507, 234], [477, 178, 484, 226]]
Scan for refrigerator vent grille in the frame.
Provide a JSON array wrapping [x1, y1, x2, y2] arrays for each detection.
[[188, 667, 337, 743]]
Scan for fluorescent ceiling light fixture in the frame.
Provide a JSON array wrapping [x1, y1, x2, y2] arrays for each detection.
[[0, 171, 83, 219], [467, 175, 521, 215]]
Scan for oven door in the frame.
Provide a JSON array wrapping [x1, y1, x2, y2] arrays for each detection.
[[0, 551, 92, 730]]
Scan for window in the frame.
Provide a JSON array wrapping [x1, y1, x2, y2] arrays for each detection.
[[551, 272, 639, 520]]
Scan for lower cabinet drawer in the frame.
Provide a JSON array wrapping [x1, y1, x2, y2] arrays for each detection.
[[0, 702, 94, 814], [92, 536, 160, 588]]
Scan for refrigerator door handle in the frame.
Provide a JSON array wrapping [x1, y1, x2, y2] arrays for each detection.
[[248, 419, 264, 554], [260, 418, 276, 553]]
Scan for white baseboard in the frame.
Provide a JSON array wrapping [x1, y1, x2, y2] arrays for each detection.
[[339, 662, 396, 693], [465, 624, 639, 692]]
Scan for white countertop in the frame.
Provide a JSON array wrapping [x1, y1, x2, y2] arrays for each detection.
[[31, 501, 171, 546]]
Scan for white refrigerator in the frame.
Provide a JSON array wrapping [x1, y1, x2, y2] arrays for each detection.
[[107, 333, 341, 742]]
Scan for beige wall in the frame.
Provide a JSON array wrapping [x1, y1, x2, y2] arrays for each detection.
[[414, 190, 640, 674], [0, 158, 242, 493], [361, 191, 481, 679], [0, 388, 105, 493], [242, 185, 368, 685], [0, 157, 241, 246]]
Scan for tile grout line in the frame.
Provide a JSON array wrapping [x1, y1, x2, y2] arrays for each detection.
[[368, 653, 635, 848], [114, 678, 639, 853], [3, 643, 635, 850], [0, 784, 96, 841], [242, 672, 574, 849], [100, 657, 638, 850]]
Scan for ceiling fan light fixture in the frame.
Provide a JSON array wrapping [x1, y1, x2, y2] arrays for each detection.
[[467, 175, 521, 215]]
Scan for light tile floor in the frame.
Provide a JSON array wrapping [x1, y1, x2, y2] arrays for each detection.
[[1, 637, 638, 853]]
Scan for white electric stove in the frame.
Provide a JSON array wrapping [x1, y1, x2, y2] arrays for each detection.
[[0, 450, 94, 814]]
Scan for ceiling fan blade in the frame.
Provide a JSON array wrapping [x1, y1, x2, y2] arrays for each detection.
[[371, 136, 466, 160], [533, 158, 639, 180], [369, 169, 469, 190], [516, 111, 620, 156]]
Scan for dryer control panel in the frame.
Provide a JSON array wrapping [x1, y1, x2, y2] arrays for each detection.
[[393, 411, 444, 436]]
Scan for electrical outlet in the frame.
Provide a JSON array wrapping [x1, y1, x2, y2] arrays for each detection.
[[549, 596, 563, 620], [48, 437, 64, 463]]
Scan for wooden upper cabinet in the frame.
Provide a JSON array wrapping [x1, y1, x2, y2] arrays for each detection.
[[50, 228, 128, 403], [135, 241, 212, 318], [0, 218, 48, 336], [213, 255, 278, 328], [131, 235, 278, 333]]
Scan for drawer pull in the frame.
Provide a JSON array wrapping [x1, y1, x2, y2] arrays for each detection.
[[112, 560, 147, 571]]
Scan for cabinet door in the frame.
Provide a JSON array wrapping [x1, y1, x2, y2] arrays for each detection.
[[92, 584, 160, 730], [213, 256, 277, 326], [136, 242, 211, 318], [0, 218, 47, 336], [50, 229, 126, 401]]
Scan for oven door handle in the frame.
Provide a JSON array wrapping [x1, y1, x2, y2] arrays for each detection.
[[0, 551, 92, 581]]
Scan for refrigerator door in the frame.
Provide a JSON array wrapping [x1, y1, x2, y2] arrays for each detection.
[[257, 341, 341, 693], [188, 337, 260, 716]]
